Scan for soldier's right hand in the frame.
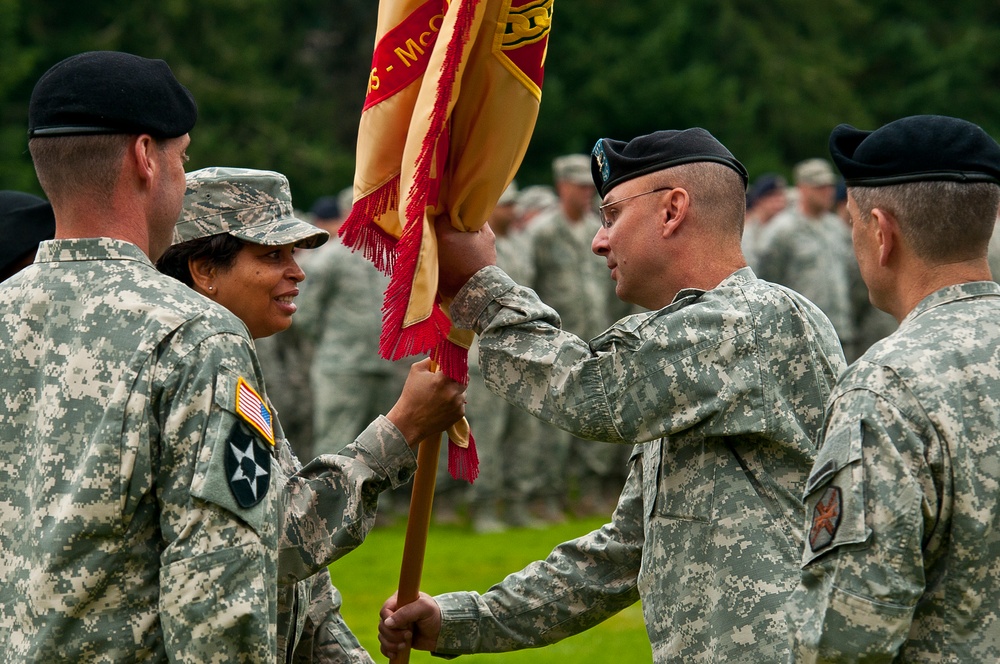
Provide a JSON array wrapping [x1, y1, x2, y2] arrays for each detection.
[[435, 217, 498, 298], [386, 358, 466, 446], [378, 591, 442, 657]]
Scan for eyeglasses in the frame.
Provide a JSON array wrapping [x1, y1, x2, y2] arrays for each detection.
[[598, 186, 675, 228]]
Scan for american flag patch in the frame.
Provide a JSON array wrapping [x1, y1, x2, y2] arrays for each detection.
[[236, 377, 275, 446]]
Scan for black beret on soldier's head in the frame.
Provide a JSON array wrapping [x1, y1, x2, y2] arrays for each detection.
[[829, 115, 1000, 187], [0, 190, 56, 277], [28, 51, 197, 139], [591, 128, 748, 198]]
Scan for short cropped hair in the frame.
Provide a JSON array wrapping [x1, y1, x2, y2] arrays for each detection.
[[652, 161, 747, 237], [156, 233, 245, 288], [850, 181, 1000, 262], [28, 135, 131, 206]]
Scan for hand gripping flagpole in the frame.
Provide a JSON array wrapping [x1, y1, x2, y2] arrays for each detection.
[[393, 370, 443, 664]]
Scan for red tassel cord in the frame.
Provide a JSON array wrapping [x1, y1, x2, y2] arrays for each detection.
[[337, 174, 400, 275], [448, 430, 479, 483]]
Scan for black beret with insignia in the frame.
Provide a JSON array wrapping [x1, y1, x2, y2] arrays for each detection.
[[0, 190, 55, 277], [829, 115, 1000, 187], [591, 128, 748, 198], [28, 51, 197, 139]]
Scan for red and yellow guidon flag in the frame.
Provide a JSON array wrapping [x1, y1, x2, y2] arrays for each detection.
[[341, 0, 552, 480]]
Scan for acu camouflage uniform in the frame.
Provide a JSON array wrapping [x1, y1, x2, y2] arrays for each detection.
[[434, 265, 846, 662], [271, 417, 373, 664], [787, 281, 1000, 662], [0, 239, 416, 662]]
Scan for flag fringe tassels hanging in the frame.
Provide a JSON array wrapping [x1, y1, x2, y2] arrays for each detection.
[[385, 0, 482, 481], [382, 0, 479, 374], [339, 0, 480, 482], [338, 173, 400, 274]]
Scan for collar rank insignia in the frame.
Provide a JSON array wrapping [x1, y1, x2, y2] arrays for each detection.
[[225, 421, 271, 508], [235, 376, 274, 446], [809, 486, 842, 552]]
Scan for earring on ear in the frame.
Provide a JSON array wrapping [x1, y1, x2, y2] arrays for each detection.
[[208, 285, 214, 291]]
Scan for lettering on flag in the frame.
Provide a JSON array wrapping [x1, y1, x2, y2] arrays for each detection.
[[235, 377, 275, 446], [365, 0, 448, 111]]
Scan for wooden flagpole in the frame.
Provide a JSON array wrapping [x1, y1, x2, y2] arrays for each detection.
[[392, 362, 444, 663]]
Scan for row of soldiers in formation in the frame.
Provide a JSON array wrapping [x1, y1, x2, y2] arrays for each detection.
[[4, 50, 1000, 663]]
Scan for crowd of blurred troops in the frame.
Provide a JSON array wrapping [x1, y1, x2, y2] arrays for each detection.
[[256, 152, 1000, 535]]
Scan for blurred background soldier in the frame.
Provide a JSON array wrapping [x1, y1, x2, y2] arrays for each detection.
[[741, 172, 788, 271], [757, 158, 857, 356], [294, 189, 405, 461], [460, 182, 545, 532], [526, 154, 625, 521], [514, 183, 557, 233]]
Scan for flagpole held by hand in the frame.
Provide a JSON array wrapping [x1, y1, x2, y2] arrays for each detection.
[[393, 361, 443, 664]]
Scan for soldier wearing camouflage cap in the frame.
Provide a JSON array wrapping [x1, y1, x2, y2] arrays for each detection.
[[376, 128, 846, 662], [0, 52, 465, 662], [158, 166, 469, 662], [786, 114, 1000, 661]]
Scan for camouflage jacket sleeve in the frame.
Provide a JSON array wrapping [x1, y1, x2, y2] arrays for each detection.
[[433, 447, 644, 654], [290, 573, 375, 664], [276, 415, 416, 584], [449, 266, 764, 445], [786, 373, 930, 661], [156, 327, 281, 662]]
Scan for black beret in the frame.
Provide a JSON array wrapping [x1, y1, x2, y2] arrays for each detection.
[[591, 128, 748, 198], [28, 51, 197, 139], [829, 115, 1000, 187], [747, 173, 786, 207], [310, 195, 340, 220], [0, 190, 55, 276]]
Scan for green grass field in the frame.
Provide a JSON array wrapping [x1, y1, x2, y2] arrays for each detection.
[[330, 514, 651, 663]]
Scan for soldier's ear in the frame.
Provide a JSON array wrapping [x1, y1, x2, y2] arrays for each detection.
[[188, 256, 218, 298], [661, 187, 689, 239], [871, 207, 897, 267]]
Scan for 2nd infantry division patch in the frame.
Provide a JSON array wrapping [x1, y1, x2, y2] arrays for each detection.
[[225, 422, 271, 508], [809, 486, 842, 552]]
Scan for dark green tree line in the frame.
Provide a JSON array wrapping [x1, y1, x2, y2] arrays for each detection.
[[3, 0, 999, 205]]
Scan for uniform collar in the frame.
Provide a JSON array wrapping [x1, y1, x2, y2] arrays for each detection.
[[902, 280, 1000, 326], [672, 266, 756, 303], [34, 237, 155, 267]]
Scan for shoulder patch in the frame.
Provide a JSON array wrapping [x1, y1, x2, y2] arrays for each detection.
[[809, 485, 842, 552], [235, 376, 274, 446], [225, 421, 271, 508]]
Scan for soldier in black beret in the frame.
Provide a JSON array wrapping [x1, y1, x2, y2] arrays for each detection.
[[26, 50, 198, 261], [787, 115, 1000, 661], [377, 128, 846, 662], [0, 190, 55, 281]]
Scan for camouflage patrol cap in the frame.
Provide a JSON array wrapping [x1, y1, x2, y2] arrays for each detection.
[[553, 154, 594, 185], [175, 167, 329, 248]]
